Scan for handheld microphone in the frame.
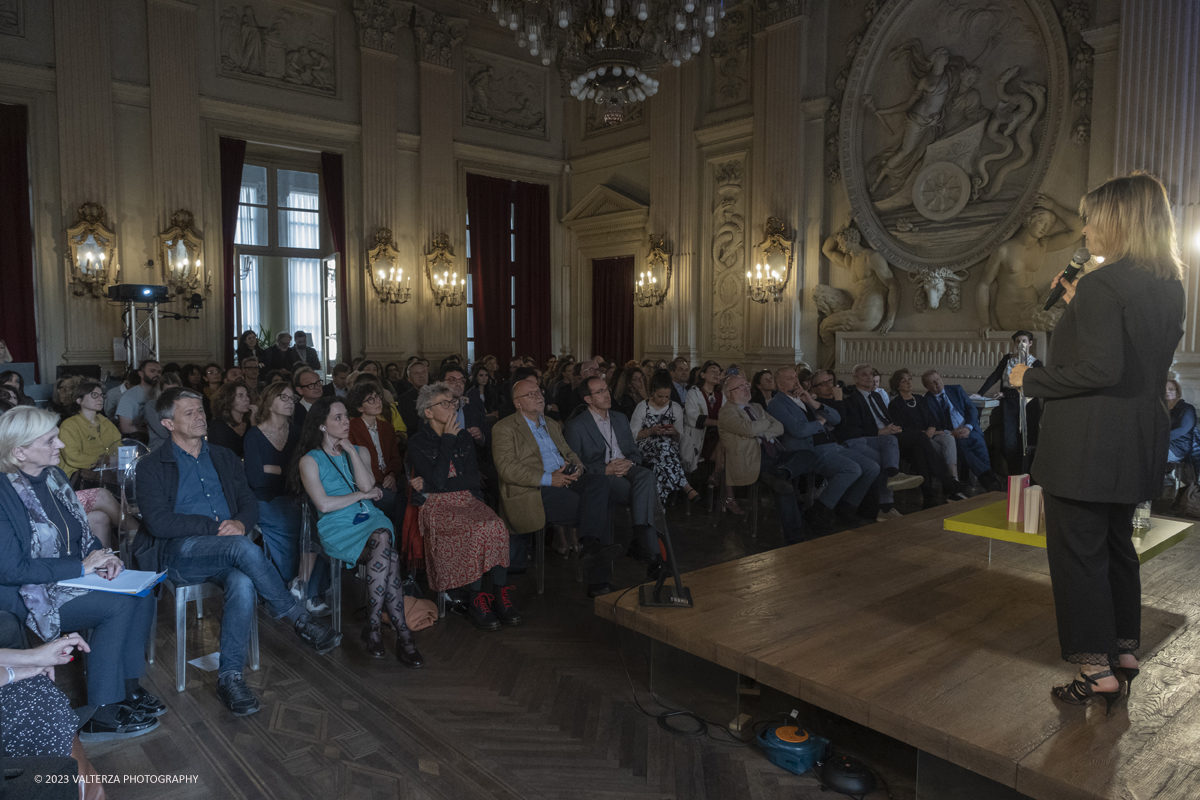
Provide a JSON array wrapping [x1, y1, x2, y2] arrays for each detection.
[[1042, 247, 1091, 310]]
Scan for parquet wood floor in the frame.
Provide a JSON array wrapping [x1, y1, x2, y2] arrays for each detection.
[[598, 492, 1200, 800], [73, 496, 882, 800]]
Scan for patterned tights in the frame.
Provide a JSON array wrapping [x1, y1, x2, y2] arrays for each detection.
[[363, 528, 411, 643]]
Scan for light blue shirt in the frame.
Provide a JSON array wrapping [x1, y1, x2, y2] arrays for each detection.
[[931, 391, 969, 430], [522, 414, 565, 486]]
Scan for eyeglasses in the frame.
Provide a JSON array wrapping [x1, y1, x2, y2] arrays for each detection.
[[514, 391, 542, 401], [278, 393, 295, 402], [84, 390, 104, 399], [589, 387, 611, 396], [430, 399, 457, 410], [298, 381, 321, 390], [811, 379, 834, 388], [364, 394, 381, 404]]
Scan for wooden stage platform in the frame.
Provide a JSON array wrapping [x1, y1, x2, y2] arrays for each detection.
[[596, 493, 1200, 800]]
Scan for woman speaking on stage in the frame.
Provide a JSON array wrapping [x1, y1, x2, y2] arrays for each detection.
[[1011, 173, 1186, 713]]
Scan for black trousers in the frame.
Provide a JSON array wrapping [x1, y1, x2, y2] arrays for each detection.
[[58, 591, 155, 707], [1043, 492, 1140, 665], [540, 472, 612, 584], [893, 429, 954, 502]]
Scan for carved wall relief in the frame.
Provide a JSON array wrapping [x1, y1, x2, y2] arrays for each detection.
[[217, 1, 337, 96], [411, 6, 464, 69], [711, 159, 746, 353], [0, 0, 22, 37], [1058, 0, 1093, 145], [463, 49, 548, 139], [353, 0, 399, 54], [839, 0, 1070, 272], [709, 7, 751, 110]]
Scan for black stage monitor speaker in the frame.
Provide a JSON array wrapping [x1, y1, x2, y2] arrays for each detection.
[[107, 284, 169, 303]]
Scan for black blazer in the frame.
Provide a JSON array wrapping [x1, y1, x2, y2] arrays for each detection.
[[132, 441, 259, 572], [839, 389, 889, 439], [980, 354, 1044, 397], [888, 394, 939, 433], [1024, 258, 1185, 503], [283, 346, 322, 372], [563, 409, 643, 475]]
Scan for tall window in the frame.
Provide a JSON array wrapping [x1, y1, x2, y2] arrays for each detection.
[[235, 164, 325, 358]]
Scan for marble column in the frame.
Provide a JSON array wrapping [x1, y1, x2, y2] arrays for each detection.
[[411, 5, 465, 360], [356, 0, 409, 361], [53, 0, 121, 363], [147, 0, 209, 358], [1112, 1, 1200, 385], [747, 11, 811, 366]]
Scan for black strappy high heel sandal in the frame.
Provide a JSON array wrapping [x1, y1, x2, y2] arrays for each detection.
[[1116, 665, 1140, 695], [1052, 669, 1124, 714]]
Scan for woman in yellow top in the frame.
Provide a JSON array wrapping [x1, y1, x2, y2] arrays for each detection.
[[54, 379, 123, 548]]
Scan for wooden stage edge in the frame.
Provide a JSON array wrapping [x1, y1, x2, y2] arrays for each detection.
[[596, 493, 1200, 800]]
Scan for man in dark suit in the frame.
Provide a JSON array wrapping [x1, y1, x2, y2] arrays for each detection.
[[397, 359, 429, 431], [554, 360, 598, 421], [283, 330, 322, 372], [979, 330, 1043, 473], [668, 357, 690, 407], [564, 376, 661, 572], [322, 363, 351, 399], [263, 332, 292, 372], [134, 387, 340, 717], [841, 363, 965, 506], [921, 370, 1001, 491]]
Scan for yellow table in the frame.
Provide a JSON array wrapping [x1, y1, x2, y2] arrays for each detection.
[[943, 500, 1193, 563]]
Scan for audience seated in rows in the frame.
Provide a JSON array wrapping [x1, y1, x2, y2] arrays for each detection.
[[134, 388, 340, 717], [294, 397, 421, 667], [668, 357, 691, 407], [612, 363, 647, 420], [283, 330, 322, 373], [683, 361, 726, 503], [235, 330, 269, 368], [920, 369, 1001, 492], [493, 378, 621, 598], [406, 382, 514, 631], [115, 359, 161, 439], [323, 363, 351, 399], [201, 363, 223, 401], [628, 370, 701, 505], [241, 357, 264, 392], [0, 406, 161, 741], [347, 381, 405, 531], [888, 369, 960, 492], [144, 372, 184, 450], [717, 375, 815, 544], [292, 368, 325, 429], [262, 332, 292, 372], [59, 379, 121, 477], [1166, 379, 1200, 474], [565, 376, 665, 577], [468, 362, 501, 417]]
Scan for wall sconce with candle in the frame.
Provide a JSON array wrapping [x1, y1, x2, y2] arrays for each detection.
[[746, 216, 794, 304], [425, 233, 465, 307], [158, 209, 208, 299], [366, 228, 411, 304], [635, 234, 672, 307], [65, 202, 118, 298]]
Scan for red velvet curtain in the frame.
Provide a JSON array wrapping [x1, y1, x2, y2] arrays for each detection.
[[512, 181, 552, 363], [0, 104, 37, 380], [591, 256, 635, 365], [320, 152, 349, 363], [466, 173, 516, 362], [219, 137, 247, 368]]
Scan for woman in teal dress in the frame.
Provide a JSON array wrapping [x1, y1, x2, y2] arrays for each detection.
[[292, 397, 423, 667]]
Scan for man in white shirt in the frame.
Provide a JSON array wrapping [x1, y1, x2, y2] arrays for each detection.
[[104, 368, 138, 419], [116, 359, 162, 438], [564, 376, 662, 575]]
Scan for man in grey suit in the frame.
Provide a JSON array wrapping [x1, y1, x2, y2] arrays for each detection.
[[564, 376, 662, 573]]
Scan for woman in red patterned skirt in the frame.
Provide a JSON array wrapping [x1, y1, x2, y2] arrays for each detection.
[[406, 382, 515, 633]]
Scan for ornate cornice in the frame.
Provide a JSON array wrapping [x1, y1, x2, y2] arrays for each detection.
[[354, 0, 401, 54], [755, 0, 810, 30], [409, 5, 465, 69]]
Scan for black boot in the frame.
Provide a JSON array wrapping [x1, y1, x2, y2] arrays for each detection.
[[395, 627, 425, 668], [491, 584, 523, 626], [468, 590, 501, 631]]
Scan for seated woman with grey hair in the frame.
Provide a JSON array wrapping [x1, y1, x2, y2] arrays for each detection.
[[0, 406, 162, 741], [405, 382, 513, 632]]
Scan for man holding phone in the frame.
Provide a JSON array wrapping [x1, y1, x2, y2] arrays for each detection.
[[492, 378, 620, 598]]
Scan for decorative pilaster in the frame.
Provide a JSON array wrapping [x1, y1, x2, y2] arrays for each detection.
[[1112, 1, 1200, 387], [53, 0, 120, 362], [747, 10, 809, 364], [147, 0, 209, 358], [411, 5, 466, 357], [358, 0, 407, 359]]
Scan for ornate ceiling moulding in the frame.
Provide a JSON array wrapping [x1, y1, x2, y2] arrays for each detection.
[[409, 4, 465, 68], [158, 209, 208, 299], [65, 202, 119, 299], [838, 0, 1070, 272]]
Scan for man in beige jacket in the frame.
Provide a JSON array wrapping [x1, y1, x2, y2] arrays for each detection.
[[718, 375, 818, 544], [492, 378, 619, 597]]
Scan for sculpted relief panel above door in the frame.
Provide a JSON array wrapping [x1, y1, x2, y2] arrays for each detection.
[[838, 0, 1069, 272]]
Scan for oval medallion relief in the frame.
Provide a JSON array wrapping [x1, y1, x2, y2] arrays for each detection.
[[839, 0, 1070, 272]]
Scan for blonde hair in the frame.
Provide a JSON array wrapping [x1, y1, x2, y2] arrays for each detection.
[[0, 406, 60, 472], [1079, 172, 1185, 281]]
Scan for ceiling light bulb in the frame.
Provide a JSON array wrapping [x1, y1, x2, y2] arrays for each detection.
[[684, 0, 695, 11]]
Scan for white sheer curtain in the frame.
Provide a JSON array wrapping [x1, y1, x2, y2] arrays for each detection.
[[287, 192, 323, 355], [239, 256, 260, 336], [235, 187, 261, 245]]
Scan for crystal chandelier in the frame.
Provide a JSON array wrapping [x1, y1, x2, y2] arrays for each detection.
[[483, 0, 726, 126]]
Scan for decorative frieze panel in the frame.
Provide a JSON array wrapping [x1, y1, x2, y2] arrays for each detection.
[[709, 6, 751, 110], [0, 0, 22, 37], [834, 330, 1047, 382], [217, 0, 337, 95], [711, 157, 746, 353], [411, 5, 464, 69], [354, 0, 399, 54], [463, 48, 548, 139]]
